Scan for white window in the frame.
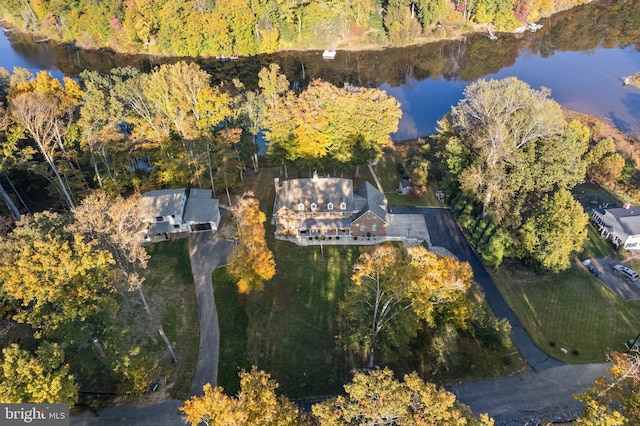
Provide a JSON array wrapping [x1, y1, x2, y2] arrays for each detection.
[[367, 213, 371, 220], [328, 202, 334, 210], [372, 224, 377, 232], [340, 202, 347, 210], [360, 224, 365, 232], [311, 202, 317, 211], [298, 203, 304, 211]]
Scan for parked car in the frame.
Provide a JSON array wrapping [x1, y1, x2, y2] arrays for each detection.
[[613, 264, 639, 282], [588, 265, 601, 277]]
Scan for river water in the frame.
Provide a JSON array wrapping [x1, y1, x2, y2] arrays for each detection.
[[1, 0, 639, 141]]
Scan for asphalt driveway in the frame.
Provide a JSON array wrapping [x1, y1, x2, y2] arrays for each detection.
[[188, 232, 235, 396], [584, 257, 640, 300]]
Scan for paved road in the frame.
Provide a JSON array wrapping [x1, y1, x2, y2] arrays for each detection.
[[188, 233, 235, 396], [450, 363, 610, 425]]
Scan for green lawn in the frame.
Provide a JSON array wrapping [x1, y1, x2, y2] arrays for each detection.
[[143, 239, 199, 398], [573, 182, 624, 209], [578, 223, 617, 261], [492, 260, 640, 363], [215, 242, 359, 398], [488, 183, 630, 364]]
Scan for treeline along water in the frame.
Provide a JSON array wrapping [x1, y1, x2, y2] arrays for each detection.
[[1, 0, 639, 141]]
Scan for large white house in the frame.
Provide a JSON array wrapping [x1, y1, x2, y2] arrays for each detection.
[[591, 203, 640, 250], [140, 188, 220, 242]]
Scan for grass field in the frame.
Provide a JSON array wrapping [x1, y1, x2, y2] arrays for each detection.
[[578, 223, 617, 261], [573, 182, 624, 209], [143, 239, 199, 398], [492, 256, 640, 363], [215, 243, 359, 398]]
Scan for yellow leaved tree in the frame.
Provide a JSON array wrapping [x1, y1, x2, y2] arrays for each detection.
[[181, 366, 305, 426], [228, 192, 276, 293]]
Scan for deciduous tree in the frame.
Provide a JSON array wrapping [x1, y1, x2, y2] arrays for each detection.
[[575, 351, 640, 425], [339, 245, 474, 368], [181, 366, 305, 426], [442, 77, 565, 218], [228, 191, 276, 293], [0, 342, 78, 404], [0, 212, 115, 335], [8, 70, 84, 209], [70, 191, 178, 363], [518, 188, 588, 271], [312, 367, 493, 425]]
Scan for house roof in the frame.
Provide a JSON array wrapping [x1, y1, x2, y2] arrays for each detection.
[[274, 177, 387, 224], [189, 188, 214, 199], [145, 221, 174, 236], [274, 177, 354, 214], [140, 188, 186, 217], [184, 189, 220, 224], [593, 206, 640, 238], [352, 181, 387, 223]]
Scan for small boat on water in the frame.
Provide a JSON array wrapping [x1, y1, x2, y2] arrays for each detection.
[[322, 50, 336, 60]]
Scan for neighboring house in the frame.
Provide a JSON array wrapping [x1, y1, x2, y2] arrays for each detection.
[[591, 203, 640, 249], [140, 188, 220, 242], [273, 172, 387, 238]]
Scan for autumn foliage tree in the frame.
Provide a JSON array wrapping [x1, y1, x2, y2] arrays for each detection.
[[181, 366, 305, 426], [575, 351, 640, 425], [339, 245, 474, 368], [228, 191, 276, 293], [312, 368, 494, 425], [0, 342, 78, 404], [264, 79, 401, 172], [440, 78, 590, 270], [0, 211, 115, 336]]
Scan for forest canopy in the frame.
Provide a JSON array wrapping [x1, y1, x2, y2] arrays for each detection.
[[0, 0, 592, 56]]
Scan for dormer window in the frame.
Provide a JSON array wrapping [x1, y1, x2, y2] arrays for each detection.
[[311, 202, 317, 211], [340, 202, 346, 210], [328, 202, 334, 211], [298, 203, 304, 211]]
